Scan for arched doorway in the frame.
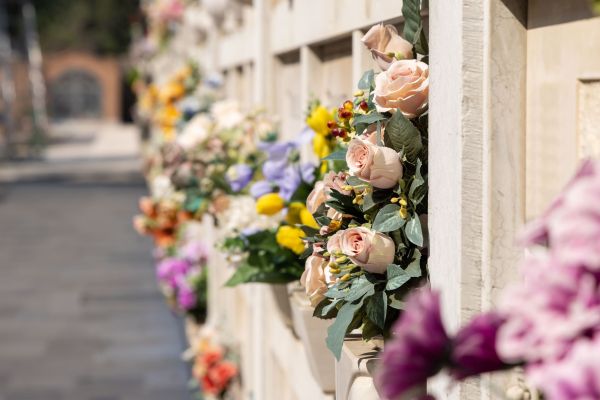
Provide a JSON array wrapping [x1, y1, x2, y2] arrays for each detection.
[[50, 69, 102, 120]]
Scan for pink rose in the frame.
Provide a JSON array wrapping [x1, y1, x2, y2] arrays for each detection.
[[306, 172, 351, 214], [323, 171, 351, 196], [346, 138, 402, 189], [362, 24, 413, 71], [374, 59, 429, 118], [301, 255, 329, 307], [339, 227, 395, 274], [306, 181, 327, 214], [327, 230, 344, 256]]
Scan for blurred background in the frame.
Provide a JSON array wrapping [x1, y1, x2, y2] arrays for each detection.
[[0, 0, 141, 161], [0, 1, 194, 399]]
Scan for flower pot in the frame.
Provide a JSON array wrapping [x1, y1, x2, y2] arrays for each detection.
[[335, 337, 381, 400], [290, 290, 336, 394], [269, 283, 294, 332]]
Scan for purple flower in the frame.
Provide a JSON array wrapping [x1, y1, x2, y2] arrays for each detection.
[[156, 257, 192, 289], [300, 163, 316, 183], [226, 164, 253, 192], [292, 126, 315, 146], [250, 180, 274, 198], [181, 241, 209, 265], [497, 253, 600, 364], [519, 159, 600, 249], [375, 290, 449, 400], [526, 336, 600, 400], [176, 281, 197, 310], [262, 158, 288, 181], [259, 141, 295, 158], [278, 166, 301, 201], [451, 312, 508, 380]]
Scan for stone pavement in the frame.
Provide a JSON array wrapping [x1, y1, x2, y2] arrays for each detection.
[[0, 123, 191, 400]]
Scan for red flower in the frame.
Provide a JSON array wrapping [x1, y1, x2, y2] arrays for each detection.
[[201, 361, 238, 395]]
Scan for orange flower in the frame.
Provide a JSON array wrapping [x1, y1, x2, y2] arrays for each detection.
[[201, 361, 238, 395], [138, 196, 157, 217]]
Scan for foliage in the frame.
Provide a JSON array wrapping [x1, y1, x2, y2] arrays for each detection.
[[33, 0, 140, 55]]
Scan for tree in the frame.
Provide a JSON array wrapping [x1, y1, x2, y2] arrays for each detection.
[[32, 0, 140, 55]]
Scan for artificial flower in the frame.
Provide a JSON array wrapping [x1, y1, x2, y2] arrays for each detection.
[[226, 163, 254, 192], [306, 105, 334, 136], [346, 138, 402, 189], [275, 225, 306, 255], [451, 312, 508, 380], [301, 255, 328, 306], [300, 207, 319, 229], [249, 180, 274, 199], [339, 227, 395, 273], [374, 59, 429, 118], [362, 24, 414, 71], [256, 193, 285, 215], [375, 290, 447, 400]]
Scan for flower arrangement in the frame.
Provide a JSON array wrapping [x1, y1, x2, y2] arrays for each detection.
[[188, 328, 239, 400], [298, 2, 430, 360], [375, 160, 600, 400], [222, 124, 320, 286], [156, 236, 209, 322]]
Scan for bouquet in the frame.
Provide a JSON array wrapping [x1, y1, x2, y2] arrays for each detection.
[[299, 3, 430, 360], [188, 328, 239, 400], [222, 127, 320, 286]]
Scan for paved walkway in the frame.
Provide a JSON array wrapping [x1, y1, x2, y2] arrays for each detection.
[[0, 124, 191, 400]]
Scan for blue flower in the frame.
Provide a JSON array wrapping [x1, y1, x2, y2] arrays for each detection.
[[226, 164, 254, 192], [250, 180, 274, 199]]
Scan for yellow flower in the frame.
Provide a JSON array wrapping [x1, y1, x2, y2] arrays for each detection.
[[313, 133, 334, 160], [286, 202, 319, 229], [158, 81, 185, 104], [306, 105, 333, 137], [276, 225, 306, 255], [156, 104, 181, 141], [256, 193, 285, 215], [286, 202, 305, 225], [300, 208, 319, 229]]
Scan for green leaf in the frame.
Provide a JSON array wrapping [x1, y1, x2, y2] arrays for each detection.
[[366, 291, 387, 329], [409, 159, 425, 203], [300, 225, 319, 236], [384, 111, 422, 162], [326, 298, 365, 360], [316, 216, 332, 226], [345, 276, 376, 303], [413, 24, 429, 56], [362, 192, 376, 211], [402, 0, 422, 45], [372, 204, 405, 232], [405, 251, 423, 278], [225, 265, 260, 287], [386, 264, 412, 291], [323, 148, 348, 161], [388, 293, 406, 310], [361, 318, 382, 341], [346, 176, 366, 186], [405, 216, 423, 246], [314, 298, 340, 319], [352, 112, 386, 127], [358, 70, 375, 91]]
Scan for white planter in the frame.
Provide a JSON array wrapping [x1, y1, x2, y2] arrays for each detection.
[[290, 289, 336, 394], [269, 283, 295, 332], [335, 338, 381, 400]]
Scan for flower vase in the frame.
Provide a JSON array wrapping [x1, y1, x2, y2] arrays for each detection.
[[290, 288, 336, 394]]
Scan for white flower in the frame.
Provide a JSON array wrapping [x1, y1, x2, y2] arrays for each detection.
[[151, 174, 175, 200], [211, 100, 244, 130], [177, 114, 212, 150]]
